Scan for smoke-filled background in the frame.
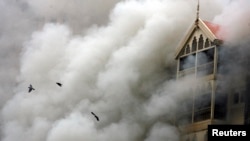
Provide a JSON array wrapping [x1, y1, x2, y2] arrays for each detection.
[[0, 0, 249, 141]]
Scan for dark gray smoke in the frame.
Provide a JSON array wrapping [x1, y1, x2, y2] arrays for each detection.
[[1, 0, 248, 141], [214, 0, 250, 94]]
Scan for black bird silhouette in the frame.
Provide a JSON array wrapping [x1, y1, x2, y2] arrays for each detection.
[[56, 82, 62, 87], [91, 112, 99, 121], [28, 84, 35, 93]]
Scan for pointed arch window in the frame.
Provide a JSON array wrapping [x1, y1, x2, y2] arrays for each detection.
[[191, 40, 196, 52], [205, 38, 210, 48], [186, 44, 190, 54], [211, 41, 215, 46], [180, 48, 185, 56], [192, 37, 197, 52], [198, 35, 204, 50]]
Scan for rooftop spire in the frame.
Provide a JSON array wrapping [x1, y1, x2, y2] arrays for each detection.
[[195, 0, 200, 26]]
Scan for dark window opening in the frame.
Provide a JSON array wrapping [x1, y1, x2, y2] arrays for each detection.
[[179, 54, 196, 71], [233, 92, 240, 104], [197, 48, 214, 65], [205, 38, 210, 48], [192, 37, 197, 52], [196, 48, 215, 76], [194, 93, 211, 122], [198, 35, 204, 50], [186, 45, 190, 54], [233, 92, 245, 104], [214, 93, 227, 120], [191, 43, 196, 52], [240, 92, 245, 103], [180, 48, 185, 56], [211, 41, 215, 46]]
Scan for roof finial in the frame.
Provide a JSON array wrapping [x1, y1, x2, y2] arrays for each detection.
[[195, 0, 200, 26]]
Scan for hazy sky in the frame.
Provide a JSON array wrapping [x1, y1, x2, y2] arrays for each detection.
[[0, 0, 249, 141]]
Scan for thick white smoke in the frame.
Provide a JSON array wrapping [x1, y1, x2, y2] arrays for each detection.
[[1, 0, 249, 141], [0, 0, 120, 108]]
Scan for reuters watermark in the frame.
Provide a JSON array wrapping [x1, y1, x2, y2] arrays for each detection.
[[208, 125, 250, 140]]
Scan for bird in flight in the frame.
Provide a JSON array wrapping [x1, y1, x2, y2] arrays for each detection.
[[91, 112, 99, 121], [28, 84, 35, 93], [56, 82, 62, 87]]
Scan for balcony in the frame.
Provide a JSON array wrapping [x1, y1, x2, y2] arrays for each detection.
[[178, 62, 214, 78], [178, 67, 195, 77], [197, 62, 214, 77], [194, 107, 211, 122]]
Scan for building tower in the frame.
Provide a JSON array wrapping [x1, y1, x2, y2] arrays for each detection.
[[174, 1, 247, 141]]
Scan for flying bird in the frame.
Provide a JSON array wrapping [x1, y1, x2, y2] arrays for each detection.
[[91, 112, 99, 121], [28, 84, 35, 93], [56, 82, 62, 87]]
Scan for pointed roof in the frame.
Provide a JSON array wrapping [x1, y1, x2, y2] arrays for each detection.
[[203, 20, 223, 40], [175, 18, 224, 59]]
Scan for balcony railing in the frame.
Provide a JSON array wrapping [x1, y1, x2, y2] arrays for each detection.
[[178, 67, 195, 77], [178, 62, 214, 78], [197, 62, 214, 77], [194, 107, 211, 122]]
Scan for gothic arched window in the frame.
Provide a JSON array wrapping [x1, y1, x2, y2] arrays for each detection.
[[198, 35, 204, 50], [211, 41, 215, 46], [192, 37, 197, 52], [186, 44, 190, 54], [180, 48, 185, 56], [205, 38, 210, 48], [191, 41, 196, 52]]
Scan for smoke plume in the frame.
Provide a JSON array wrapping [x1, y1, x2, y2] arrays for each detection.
[[0, 0, 249, 141]]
